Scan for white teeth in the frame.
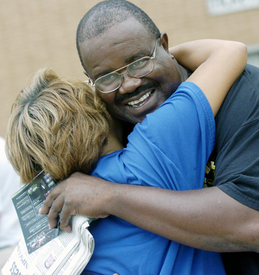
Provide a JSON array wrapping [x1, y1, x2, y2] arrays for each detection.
[[128, 91, 152, 107]]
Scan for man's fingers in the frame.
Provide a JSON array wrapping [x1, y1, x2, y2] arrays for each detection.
[[39, 185, 61, 214], [46, 194, 65, 229], [58, 204, 73, 232], [39, 205, 49, 215], [60, 223, 72, 233]]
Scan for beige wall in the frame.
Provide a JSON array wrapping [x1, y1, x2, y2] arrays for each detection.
[[1, 0, 259, 137]]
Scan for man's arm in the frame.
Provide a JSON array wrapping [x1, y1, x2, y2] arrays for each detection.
[[40, 172, 259, 252]]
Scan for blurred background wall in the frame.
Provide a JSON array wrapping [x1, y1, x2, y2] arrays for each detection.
[[1, 0, 259, 137]]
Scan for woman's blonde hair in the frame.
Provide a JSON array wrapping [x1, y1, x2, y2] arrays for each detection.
[[6, 68, 111, 183]]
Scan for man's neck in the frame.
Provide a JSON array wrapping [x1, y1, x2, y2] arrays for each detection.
[[101, 118, 124, 156], [178, 64, 189, 81]]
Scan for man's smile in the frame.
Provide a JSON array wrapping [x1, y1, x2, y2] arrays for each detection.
[[127, 90, 153, 107]]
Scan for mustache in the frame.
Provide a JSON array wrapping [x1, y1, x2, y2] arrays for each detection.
[[116, 82, 158, 104]]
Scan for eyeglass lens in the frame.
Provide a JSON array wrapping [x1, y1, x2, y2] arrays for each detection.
[[96, 56, 154, 93]]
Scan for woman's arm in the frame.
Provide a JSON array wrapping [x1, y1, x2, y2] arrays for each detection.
[[170, 39, 247, 115]]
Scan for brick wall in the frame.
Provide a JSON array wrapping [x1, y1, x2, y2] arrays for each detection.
[[0, 0, 258, 137]]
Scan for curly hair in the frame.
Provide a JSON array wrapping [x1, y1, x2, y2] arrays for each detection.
[[6, 68, 111, 183]]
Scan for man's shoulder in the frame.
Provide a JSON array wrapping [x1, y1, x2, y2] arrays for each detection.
[[215, 64, 259, 147], [219, 64, 259, 111], [230, 64, 259, 92], [243, 63, 259, 77]]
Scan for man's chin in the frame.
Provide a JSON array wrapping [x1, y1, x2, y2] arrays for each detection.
[[122, 107, 156, 124], [126, 99, 161, 123]]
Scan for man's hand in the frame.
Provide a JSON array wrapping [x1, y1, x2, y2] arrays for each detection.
[[39, 172, 114, 232]]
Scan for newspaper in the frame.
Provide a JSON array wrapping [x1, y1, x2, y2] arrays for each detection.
[[2, 215, 94, 275], [2, 171, 95, 275]]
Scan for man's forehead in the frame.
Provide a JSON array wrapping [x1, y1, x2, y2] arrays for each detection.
[[81, 18, 153, 57], [81, 22, 154, 78]]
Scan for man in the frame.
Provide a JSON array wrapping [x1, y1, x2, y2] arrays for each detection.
[[41, 0, 259, 273], [7, 39, 246, 272]]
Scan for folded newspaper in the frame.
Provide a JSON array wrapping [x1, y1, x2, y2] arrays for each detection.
[[2, 171, 94, 275]]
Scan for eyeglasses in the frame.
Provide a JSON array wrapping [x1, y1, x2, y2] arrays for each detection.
[[85, 40, 158, 94]]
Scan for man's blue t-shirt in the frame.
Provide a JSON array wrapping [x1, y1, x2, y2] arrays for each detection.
[[82, 82, 226, 275]]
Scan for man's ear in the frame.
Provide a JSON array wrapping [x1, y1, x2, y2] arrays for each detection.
[[160, 32, 175, 60], [160, 32, 169, 52]]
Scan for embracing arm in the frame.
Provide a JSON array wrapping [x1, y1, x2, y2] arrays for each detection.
[[109, 183, 259, 252], [169, 39, 247, 115]]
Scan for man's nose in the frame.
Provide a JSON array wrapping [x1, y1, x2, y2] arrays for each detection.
[[118, 72, 142, 95]]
